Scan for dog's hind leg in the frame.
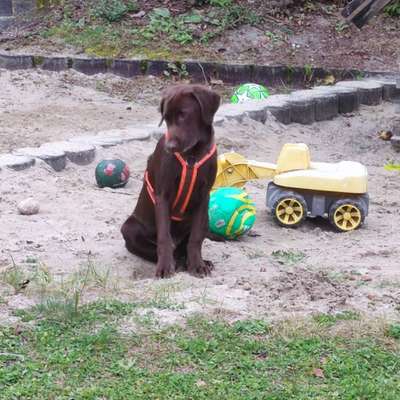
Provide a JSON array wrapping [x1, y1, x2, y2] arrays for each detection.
[[121, 215, 158, 262]]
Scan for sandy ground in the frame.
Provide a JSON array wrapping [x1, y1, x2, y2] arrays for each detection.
[[1, 71, 400, 327], [0, 68, 161, 153]]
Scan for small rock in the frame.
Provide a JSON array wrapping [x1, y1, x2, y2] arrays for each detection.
[[361, 275, 372, 282], [17, 198, 40, 216], [243, 283, 252, 291], [132, 10, 146, 18]]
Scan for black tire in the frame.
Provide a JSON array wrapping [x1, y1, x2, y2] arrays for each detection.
[[329, 198, 366, 232], [272, 191, 307, 228]]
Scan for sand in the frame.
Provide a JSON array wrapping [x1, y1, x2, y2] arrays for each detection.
[[1, 69, 400, 327]]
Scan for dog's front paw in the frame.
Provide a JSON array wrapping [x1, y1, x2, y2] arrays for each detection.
[[155, 258, 176, 279], [187, 259, 213, 278]]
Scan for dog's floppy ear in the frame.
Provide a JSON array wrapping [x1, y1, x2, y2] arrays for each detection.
[[159, 87, 175, 127], [158, 91, 168, 127], [191, 86, 221, 126]]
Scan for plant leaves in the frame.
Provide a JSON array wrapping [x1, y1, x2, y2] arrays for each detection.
[[184, 14, 203, 24], [153, 7, 170, 18]]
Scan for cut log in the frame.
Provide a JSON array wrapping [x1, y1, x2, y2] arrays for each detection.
[[342, 0, 393, 28]]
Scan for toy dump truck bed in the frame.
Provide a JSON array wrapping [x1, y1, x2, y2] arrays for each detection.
[[274, 161, 368, 194]]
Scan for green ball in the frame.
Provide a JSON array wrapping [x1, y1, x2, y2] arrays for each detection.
[[231, 83, 270, 104], [209, 187, 256, 240], [95, 159, 130, 188]]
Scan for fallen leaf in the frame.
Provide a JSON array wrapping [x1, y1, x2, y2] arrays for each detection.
[[323, 74, 335, 85], [312, 368, 325, 378], [384, 162, 400, 171], [378, 130, 393, 141]]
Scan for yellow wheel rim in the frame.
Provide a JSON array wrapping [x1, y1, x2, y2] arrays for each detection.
[[276, 198, 304, 225], [333, 204, 361, 231]]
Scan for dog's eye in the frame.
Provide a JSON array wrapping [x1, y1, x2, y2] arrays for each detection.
[[177, 111, 186, 120]]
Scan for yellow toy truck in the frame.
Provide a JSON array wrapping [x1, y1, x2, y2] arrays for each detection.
[[213, 143, 369, 232]]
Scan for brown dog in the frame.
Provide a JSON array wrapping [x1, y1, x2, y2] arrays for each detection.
[[121, 84, 221, 278]]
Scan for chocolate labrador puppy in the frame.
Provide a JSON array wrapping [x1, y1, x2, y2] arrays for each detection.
[[121, 84, 220, 278]]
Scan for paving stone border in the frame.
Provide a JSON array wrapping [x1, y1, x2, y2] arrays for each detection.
[[0, 67, 398, 173], [1, 52, 399, 86]]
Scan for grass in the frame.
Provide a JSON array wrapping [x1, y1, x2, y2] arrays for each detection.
[[271, 249, 306, 265], [1, 300, 400, 399]]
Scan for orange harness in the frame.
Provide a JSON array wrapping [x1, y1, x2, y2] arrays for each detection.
[[145, 135, 216, 222]]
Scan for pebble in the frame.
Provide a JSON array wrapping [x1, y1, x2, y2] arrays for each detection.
[[17, 198, 40, 215]]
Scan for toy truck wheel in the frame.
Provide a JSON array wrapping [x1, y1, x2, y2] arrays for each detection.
[[272, 191, 307, 228], [329, 199, 365, 232]]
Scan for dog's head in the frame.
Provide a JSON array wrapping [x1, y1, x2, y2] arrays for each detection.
[[159, 84, 220, 154]]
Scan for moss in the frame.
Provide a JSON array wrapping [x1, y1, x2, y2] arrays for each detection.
[[84, 46, 119, 58], [129, 47, 184, 61], [36, 0, 61, 9], [32, 55, 44, 66], [139, 59, 148, 74]]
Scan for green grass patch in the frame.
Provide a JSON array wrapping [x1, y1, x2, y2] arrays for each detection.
[[313, 311, 360, 327], [271, 249, 306, 265], [1, 300, 400, 399]]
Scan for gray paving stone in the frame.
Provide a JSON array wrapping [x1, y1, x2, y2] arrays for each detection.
[[287, 94, 316, 125], [262, 95, 291, 124], [14, 147, 66, 171], [336, 80, 383, 106], [215, 103, 246, 123], [391, 136, 400, 152], [0, 154, 35, 171], [312, 85, 360, 114], [69, 135, 124, 148], [113, 127, 152, 142], [241, 100, 269, 123], [0, 53, 33, 69], [365, 78, 400, 101], [41, 141, 96, 165]]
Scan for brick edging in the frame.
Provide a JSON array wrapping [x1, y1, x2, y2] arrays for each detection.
[[1, 52, 399, 85]]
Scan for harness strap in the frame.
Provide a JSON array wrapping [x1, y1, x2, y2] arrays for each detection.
[[145, 134, 216, 222]]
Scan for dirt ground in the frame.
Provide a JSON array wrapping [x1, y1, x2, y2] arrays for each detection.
[[1, 3, 399, 73], [1, 70, 400, 327]]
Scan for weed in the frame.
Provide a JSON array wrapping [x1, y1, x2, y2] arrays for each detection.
[[335, 21, 350, 33], [164, 62, 189, 79], [0, 258, 50, 294], [93, 0, 138, 23], [387, 324, 400, 339], [313, 311, 360, 327], [271, 249, 306, 265], [265, 30, 281, 43], [304, 63, 313, 82], [232, 319, 270, 335], [145, 283, 185, 311], [385, 1, 400, 17], [210, 0, 233, 6]]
